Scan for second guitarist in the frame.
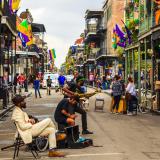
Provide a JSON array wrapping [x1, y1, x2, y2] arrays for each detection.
[[62, 76, 93, 135]]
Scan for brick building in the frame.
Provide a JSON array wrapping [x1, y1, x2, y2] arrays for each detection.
[[103, 0, 125, 76]]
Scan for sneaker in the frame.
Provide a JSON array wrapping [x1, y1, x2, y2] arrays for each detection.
[[48, 150, 65, 157], [82, 130, 93, 135], [127, 112, 133, 116]]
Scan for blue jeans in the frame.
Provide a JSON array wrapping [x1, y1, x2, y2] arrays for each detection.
[[35, 88, 41, 98]]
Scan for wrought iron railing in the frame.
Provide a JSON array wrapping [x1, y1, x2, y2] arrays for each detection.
[[96, 48, 107, 58], [87, 54, 95, 60]]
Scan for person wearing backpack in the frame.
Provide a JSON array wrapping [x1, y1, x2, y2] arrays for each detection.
[[111, 75, 123, 114]]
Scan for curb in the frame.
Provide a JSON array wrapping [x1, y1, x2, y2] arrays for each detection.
[[0, 92, 32, 120]]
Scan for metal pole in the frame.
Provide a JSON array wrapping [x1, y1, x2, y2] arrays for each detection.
[[14, 36, 16, 75], [125, 51, 128, 83], [7, 33, 10, 83], [128, 51, 130, 76], [144, 38, 147, 91], [25, 47, 28, 92], [138, 42, 141, 102], [0, 21, 2, 77], [151, 35, 155, 95], [11, 35, 13, 84], [132, 49, 134, 81]]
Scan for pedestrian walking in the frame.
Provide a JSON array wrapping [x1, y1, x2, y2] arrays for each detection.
[[126, 77, 137, 116], [89, 72, 94, 87], [111, 75, 123, 114], [58, 73, 66, 93], [13, 73, 18, 94], [33, 77, 42, 98], [47, 76, 52, 95]]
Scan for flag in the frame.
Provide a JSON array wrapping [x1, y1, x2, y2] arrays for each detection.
[[115, 24, 126, 41], [48, 49, 56, 60], [70, 46, 77, 54], [113, 24, 126, 48], [75, 37, 84, 45], [51, 49, 56, 59], [20, 20, 28, 30], [17, 20, 29, 36], [9, 0, 21, 13], [18, 32, 30, 47], [112, 29, 117, 49], [17, 21, 33, 46], [49, 50, 53, 61], [26, 24, 33, 46], [121, 20, 132, 44]]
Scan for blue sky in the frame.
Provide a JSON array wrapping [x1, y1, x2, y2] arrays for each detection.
[[19, 0, 104, 68]]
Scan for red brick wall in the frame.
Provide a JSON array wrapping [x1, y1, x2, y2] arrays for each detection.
[[104, 0, 125, 56]]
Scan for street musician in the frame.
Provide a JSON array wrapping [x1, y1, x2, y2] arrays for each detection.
[[62, 76, 94, 134]]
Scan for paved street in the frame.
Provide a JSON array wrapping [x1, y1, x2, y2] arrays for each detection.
[[0, 88, 160, 160]]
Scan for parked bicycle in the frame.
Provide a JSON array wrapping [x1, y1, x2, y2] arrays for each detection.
[[138, 89, 153, 113]]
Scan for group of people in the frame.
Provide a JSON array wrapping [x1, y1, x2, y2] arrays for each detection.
[[88, 72, 117, 90], [111, 75, 137, 116], [33, 73, 66, 98], [11, 71, 93, 157]]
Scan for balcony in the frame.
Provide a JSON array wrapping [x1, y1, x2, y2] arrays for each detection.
[[85, 10, 103, 44], [86, 53, 95, 62], [85, 24, 97, 37], [76, 58, 84, 67], [96, 48, 107, 60], [1, 0, 17, 35]]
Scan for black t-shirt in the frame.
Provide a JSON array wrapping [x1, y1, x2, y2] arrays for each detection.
[[54, 98, 73, 122], [47, 79, 52, 87]]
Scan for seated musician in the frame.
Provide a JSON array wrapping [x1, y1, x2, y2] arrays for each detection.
[[62, 76, 93, 135], [11, 95, 66, 157], [54, 96, 79, 131]]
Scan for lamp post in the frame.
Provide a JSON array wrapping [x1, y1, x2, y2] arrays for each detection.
[[25, 46, 28, 92]]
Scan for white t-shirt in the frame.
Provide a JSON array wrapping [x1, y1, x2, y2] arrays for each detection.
[[126, 83, 136, 96]]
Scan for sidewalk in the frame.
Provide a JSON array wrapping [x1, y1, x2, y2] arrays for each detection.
[[0, 92, 32, 119]]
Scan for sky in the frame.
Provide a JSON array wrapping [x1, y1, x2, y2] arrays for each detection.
[[19, 0, 104, 68]]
